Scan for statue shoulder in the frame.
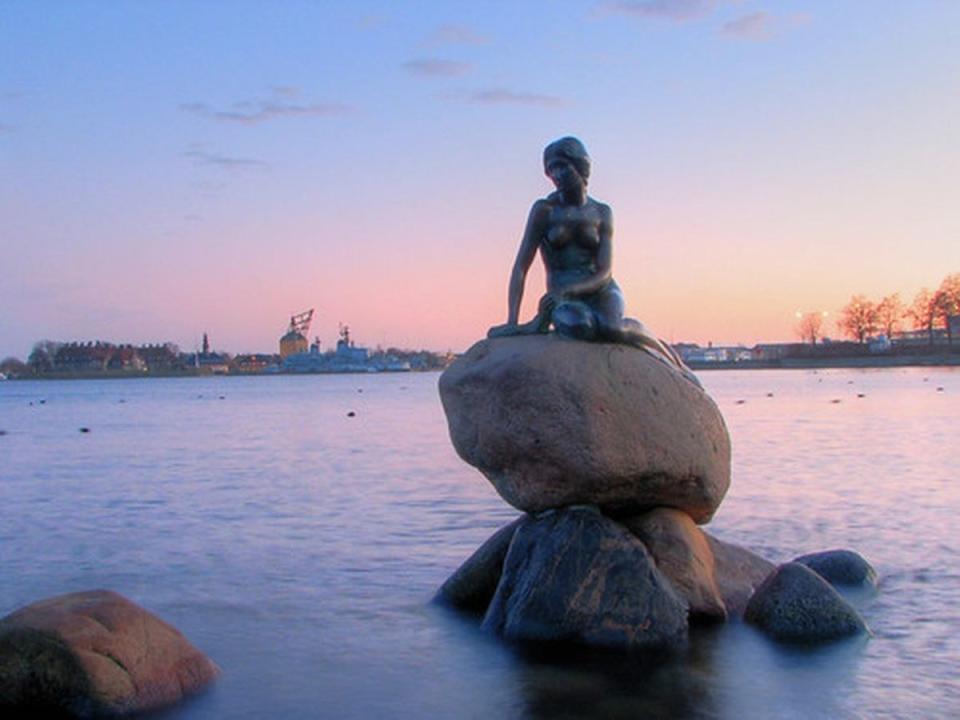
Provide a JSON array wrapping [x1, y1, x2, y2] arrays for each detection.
[[529, 197, 554, 221], [588, 197, 612, 218]]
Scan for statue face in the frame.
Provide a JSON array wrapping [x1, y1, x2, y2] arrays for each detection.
[[546, 157, 585, 195]]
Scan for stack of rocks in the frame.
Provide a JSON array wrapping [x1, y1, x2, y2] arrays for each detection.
[[436, 335, 871, 649]]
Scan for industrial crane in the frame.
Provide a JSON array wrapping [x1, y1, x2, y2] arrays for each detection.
[[288, 309, 314, 337]]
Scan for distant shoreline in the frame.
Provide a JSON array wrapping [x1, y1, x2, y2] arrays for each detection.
[[1, 369, 442, 381], [688, 355, 960, 371], [6, 354, 960, 381]]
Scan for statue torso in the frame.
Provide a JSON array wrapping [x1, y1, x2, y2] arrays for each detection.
[[540, 195, 606, 289]]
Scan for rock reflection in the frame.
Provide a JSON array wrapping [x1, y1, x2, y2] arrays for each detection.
[[512, 631, 721, 720]]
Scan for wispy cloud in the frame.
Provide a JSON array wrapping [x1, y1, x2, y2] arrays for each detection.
[[470, 89, 565, 108], [403, 59, 473, 77], [0, 123, 14, 134], [599, 0, 719, 22], [180, 89, 351, 126], [183, 145, 268, 171], [722, 11, 772, 40], [424, 24, 489, 46], [722, 11, 809, 41], [268, 85, 300, 98]]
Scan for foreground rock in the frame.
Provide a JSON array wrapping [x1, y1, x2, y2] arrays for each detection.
[[0, 589, 219, 717], [435, 518, 522, 614], [744, 563, 869, 643], [794, 549, 878, 589], [622, 508, 727, 621], [482, 507, 687, 650], [439, 336, 731, 522], [705, 534, 777, 617]]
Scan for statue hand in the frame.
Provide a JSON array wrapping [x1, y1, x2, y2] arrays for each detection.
[[538, 291, 563, 317], [487, 322, 517, 338]]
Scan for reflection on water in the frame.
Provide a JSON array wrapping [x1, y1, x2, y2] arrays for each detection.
[[1, 368, 958, 718]]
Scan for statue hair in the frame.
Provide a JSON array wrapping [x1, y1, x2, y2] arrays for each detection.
[[543, 137, 591, 183]]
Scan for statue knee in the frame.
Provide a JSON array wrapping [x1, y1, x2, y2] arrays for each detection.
[[553, 302, 597, 341]]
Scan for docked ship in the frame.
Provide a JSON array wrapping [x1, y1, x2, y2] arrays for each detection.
[[279, 312, 410, 374]]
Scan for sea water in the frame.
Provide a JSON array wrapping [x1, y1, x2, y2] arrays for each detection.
[[1, 368, 958, 719]]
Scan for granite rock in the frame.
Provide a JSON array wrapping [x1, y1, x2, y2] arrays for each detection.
[[0, 589, 219, 717], [435, 517, 523, 614], [439, 336, 731, 522], [623, 508, 727, 621], [744, 563, 869, 643], [482, 506, 688, 650], [705, 535, 776, 618], [794, 549, 878, 589]]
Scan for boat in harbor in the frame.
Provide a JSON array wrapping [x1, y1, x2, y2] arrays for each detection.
[[282, 324, 411, 374]]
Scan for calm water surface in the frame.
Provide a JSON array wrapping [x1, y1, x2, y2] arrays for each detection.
[[1, 368, 958, 719]]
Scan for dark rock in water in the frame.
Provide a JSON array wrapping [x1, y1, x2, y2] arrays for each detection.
[[435, 517, 523, 614], [439, 336, 730, 523], [744, 563, 869, 643], [0, 589, 220, 717], [794, 549, 878, 589], [482, 507, 687, 650], [704, 534, 776, 618], [347, 411, 356, 417], [622, 508, 726, 622]]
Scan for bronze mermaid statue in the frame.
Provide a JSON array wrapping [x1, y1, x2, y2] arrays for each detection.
[[488, 136, 701, 387]]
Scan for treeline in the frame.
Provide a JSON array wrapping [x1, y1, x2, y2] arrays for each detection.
[[798, 273, 960, 345], [1, 341, 195, 378]]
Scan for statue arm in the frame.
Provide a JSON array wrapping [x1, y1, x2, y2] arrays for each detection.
[[505, 201, 548, 324]]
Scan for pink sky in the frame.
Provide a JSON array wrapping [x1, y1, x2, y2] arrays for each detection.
[[1, 2, 958, 357]]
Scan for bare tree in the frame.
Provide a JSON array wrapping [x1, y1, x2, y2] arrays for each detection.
[[795, 311, 825, 345], [838, 295, 878, 343], [874, 293, 904, 339], [908, 288, 938, 345], [934, 273, 960, 345]]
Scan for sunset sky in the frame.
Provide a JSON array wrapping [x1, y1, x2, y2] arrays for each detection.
[[2, 1, 958, 358]]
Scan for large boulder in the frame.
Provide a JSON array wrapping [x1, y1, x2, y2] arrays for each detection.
[[705, 534, 776, 617], [0, 589, 219, 717], [622, 508, 726, 622], [744, 563, 869, 643], [435, 517, 523, 614], [482, 506, 688, 650], [439, 335, 730, 523]]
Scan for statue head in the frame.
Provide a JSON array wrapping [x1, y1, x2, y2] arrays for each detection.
[[543, 137, 591, 185]]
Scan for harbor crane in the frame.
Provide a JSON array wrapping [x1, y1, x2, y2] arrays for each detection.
[[288, 309, 314, 336]]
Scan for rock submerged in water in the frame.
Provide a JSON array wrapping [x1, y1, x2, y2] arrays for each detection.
[[744, 563, 869, 643], [705, 534, 776, 618], [436, 333, 876, 652], [439, 335, 731, 523], [0, 589, 219, 717], [622, 508, 727, 622], [794, 549, 878, 589], [435, 517, 522, 614], [481, 507, 688, 650], [436, 509, 776, 628]]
